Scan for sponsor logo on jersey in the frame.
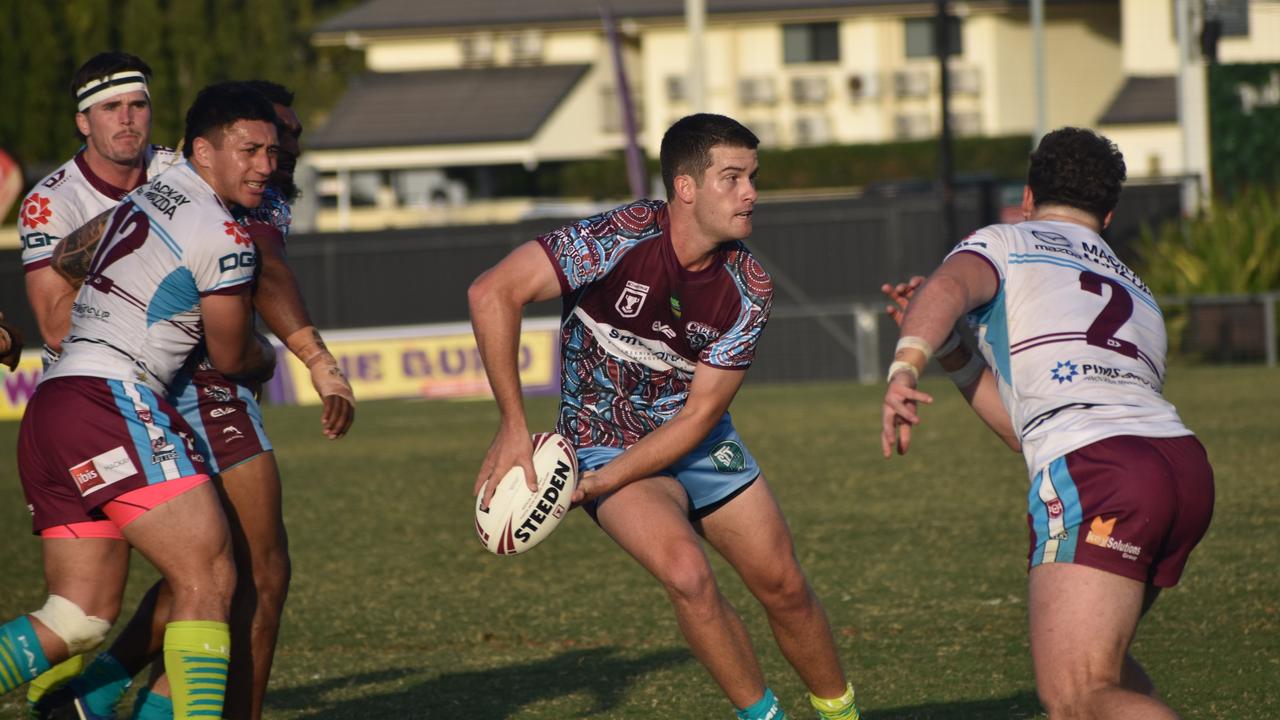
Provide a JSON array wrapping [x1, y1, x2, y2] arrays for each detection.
[[710, 440, 746, 473], [41, 170, 66, 189], [136, 407, 153, 424], [72, 302, 112, 321], [151, 436, 178, 464], [1031, 230, 1072, 247], [1046, 498, 1064, 519], [1050, 360, 1079, 384], [670, 295, 683, 318], [652, 321, 676, 339], [953, 237, 987, 251], [1084, 515, 1142, 560], [210, 407, 237, 418], [1076, 363, 1161, 390], [224, 221, 252, 247], [203, 385, 233, 403], [218, 251, 256, 272], [685, 321, 722, 352], [143, 181, 191, 219], [1080, 241, 1152, 296], [615, 280, 650, 318], [68, 446, 137, 495], [20, 231, 57, 251], [20, 193, 52, 229], [222, 425, 244, 443]]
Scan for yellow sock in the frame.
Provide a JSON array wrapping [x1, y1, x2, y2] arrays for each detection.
[[163, 621, 230, 719], [26, 653, 85, 705], [810, 683, 860, 720]]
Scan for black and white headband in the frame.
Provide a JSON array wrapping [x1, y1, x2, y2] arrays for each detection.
[[76, 71, 149, 112]]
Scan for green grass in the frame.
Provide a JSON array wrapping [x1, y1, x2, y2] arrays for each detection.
[[1, 365, 1276, 719]]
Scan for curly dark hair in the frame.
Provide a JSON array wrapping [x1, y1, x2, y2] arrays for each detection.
[[1028, 127, 1127, 225], [182, 82, 278, 158]]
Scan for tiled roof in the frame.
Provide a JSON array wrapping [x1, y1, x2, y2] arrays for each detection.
[[1098, 75, 1177, 125], [308, 65, 591, 149]]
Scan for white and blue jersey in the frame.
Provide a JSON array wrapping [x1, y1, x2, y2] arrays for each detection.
[[946, 220, 1192, 480]]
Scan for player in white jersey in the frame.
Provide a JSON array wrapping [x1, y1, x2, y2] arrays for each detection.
[[1, 82, 282, 720], [18, 52, 178, 367], [881, 127, 1213, 720]]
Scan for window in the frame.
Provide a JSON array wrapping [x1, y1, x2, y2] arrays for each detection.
[[784, 23, 840, 64], [904, 16, 962, 59]]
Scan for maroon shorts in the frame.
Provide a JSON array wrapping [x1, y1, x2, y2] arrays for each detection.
[[1027, 434, 1215, 587], [17, 377, 210, 534], [169, 361, 272, 474]]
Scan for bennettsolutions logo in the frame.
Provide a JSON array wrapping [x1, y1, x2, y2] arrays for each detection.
[[1084, 516, 1142, 560]]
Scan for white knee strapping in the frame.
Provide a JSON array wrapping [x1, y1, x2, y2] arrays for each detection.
[[30, 595, 110, 655]]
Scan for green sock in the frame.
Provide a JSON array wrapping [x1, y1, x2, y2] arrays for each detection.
[[810, 683, 860, 720], [0, 616, 51, 693], [25, 653, 84, 706], [162, 621, 229, 719], [69, 652, 133, 717], [131, 686, 175, 720]]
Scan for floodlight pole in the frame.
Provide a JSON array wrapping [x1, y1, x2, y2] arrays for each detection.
[[1031, 0, 1046, 144], [1175, 0, 1212, 209], [686, 0, 706, 112], [936, 0, 957, 252]]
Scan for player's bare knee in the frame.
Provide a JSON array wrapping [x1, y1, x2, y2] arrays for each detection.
[[31, 595, 113, 655], [657, 549, 718, 608]]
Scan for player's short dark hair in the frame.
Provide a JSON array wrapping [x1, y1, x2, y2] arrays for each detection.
[[182, 82, 279, 158], [660, 114, 759, 199], [1028, 127, 1127, 225], [238, 80, 294, 107], [70, 52, 152, 103]]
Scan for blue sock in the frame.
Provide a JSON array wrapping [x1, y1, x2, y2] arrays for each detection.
[[736, 687, 786, 720], [131, 687, 174, 720], [0, 616, 51, 693], [69, 652, 132, 715]]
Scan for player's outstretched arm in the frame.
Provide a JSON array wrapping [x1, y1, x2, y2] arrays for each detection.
[[246, 221, 354, 439], [572, 363, 747, 504], [469, 240, 563, 507], [880, 276, 1019, 453]]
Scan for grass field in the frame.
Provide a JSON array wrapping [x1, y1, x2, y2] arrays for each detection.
[[1, 365, 1276, 719]]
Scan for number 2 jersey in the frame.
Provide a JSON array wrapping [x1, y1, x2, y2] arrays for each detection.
[[537, 200, 772, 449], [946, 220, 1192, 480], [43, 161, 257, 394]]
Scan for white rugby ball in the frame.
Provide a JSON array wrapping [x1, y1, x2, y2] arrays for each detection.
[[475, 432, 578, 555]]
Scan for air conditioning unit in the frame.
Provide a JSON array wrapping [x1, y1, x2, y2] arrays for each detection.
[[790, 75, 830, 104], [893, 70, 930, 98], [894, 113, 932, 139], [666, 75, 687, 102], [847, 72, 881, 101], [460, 33, 495, 66], [738, 77, 777, 106], [751, 120, 780, 146], [794, 114, 831, 145], [949, 66, 981, 95], [510, 31, 544, 65], [951, 111, 982, 136]]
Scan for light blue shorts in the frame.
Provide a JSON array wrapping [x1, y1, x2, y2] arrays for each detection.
[[578, 413, 761, 519]]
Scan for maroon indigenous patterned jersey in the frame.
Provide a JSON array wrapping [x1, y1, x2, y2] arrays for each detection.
[[537, 200, 772, 449]]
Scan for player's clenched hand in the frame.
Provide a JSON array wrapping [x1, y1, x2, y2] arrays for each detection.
[[0, 311, 23, 371], [881, 373, 933, 458], [320, 394, 354, 440], [570, 469, 608, 507], [880, 276, 926, 327], [475, 424, 536, 510]]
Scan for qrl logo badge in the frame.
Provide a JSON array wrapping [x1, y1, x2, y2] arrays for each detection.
[[615, 280, 650, 318], [710, 441, 746, 473]]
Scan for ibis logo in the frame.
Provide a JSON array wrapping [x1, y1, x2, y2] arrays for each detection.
[[1085, 516, 1142, 560]]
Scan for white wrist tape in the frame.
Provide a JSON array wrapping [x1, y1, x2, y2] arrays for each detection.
[[31, 594, 111, 655], [936, 332, 961, 357], [947, 352, 987, 388], [895, 336, 933, 362], [886, 360, 920, 384]]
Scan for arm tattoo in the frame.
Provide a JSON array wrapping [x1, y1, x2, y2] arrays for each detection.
[[52, 209, 112, 285]]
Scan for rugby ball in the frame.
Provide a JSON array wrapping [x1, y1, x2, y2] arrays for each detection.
[[475, 432, 578, 555]]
